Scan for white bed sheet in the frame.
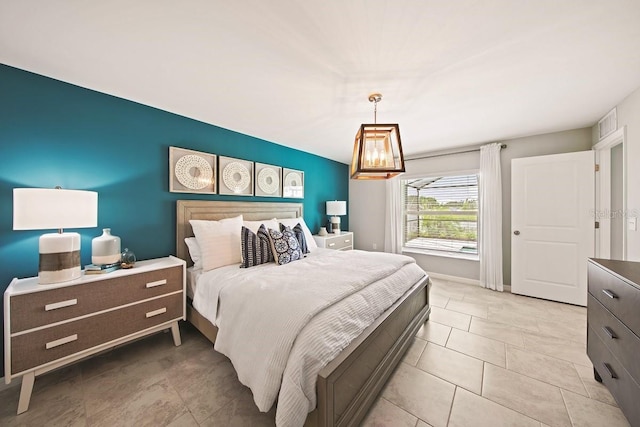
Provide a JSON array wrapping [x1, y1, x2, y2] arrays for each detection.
[[186, 266, 201, 299], [192, 249, 427, 427]]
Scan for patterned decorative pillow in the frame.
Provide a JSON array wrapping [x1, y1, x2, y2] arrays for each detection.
[[240, 225, 274, 268], [277, 217, 317, 251], [280, 222, 309, 254], [268, 227, 303, 265]]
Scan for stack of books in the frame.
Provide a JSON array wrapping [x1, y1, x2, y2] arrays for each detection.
[[84, 261, 122, 275]]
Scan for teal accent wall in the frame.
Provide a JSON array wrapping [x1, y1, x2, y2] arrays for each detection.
[[0, 64, 348, 367]]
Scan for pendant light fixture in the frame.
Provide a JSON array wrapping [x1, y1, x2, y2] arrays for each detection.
[[350, 93, 405, 179]]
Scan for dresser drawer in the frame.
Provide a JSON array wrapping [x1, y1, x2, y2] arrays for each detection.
[[10, 265, 182, 332], [11, 292, 183, 374], [588, 262, 640, 336], [325, 235, 353, 250], [588, 294, 640, 383], [588, 326, 640, 426]]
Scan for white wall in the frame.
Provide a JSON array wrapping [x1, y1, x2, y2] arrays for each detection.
[[349, 179, 386, 252], [349, 128, 593, 283], [593, 85, 640, 260]]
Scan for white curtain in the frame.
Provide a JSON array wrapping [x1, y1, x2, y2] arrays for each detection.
[[384, 177, 403, 254], [479, 143, 504, 291]]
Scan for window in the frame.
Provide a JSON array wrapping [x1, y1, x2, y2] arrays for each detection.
[[403, 174, 478, 255]]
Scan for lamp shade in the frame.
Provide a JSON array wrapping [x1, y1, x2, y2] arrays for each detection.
[[13, 188, 98, 230], [326, 201, 347, 216]]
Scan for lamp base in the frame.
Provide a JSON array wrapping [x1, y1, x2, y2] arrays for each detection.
[[38, 232, 82, 285], [330, 216, 341, 234]]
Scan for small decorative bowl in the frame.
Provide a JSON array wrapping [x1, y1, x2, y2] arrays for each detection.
[[121, 248, 136, 269]]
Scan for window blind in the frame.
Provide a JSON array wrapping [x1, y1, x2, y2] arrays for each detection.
[[403, 174, 478, 254]]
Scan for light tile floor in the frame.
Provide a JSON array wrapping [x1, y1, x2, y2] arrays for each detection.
[[0, 279, 630, 426]]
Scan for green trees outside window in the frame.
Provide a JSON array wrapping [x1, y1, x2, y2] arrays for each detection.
[[403, 175, 478, 254]]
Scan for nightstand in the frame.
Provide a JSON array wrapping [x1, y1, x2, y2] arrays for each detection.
[[3, 256, 186, 414], [313, 231, 354, 251]]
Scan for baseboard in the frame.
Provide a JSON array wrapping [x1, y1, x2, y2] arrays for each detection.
[[426, 272, 481, 287], [427, 272, 512, 293]]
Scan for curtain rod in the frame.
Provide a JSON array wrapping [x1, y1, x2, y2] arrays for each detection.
[[406, 143, 507, 161]]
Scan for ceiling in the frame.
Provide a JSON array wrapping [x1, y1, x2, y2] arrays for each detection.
[[2, 1, 640, 164]]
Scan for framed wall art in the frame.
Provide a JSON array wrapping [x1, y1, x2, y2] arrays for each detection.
[[282, 168, 304, 199], [218, 156, 254, 196], [169, 146, 216, 194], [254, 162, 282, 198]]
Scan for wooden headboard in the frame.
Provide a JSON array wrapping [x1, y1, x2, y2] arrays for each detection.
[[176, 200, 304, 267]]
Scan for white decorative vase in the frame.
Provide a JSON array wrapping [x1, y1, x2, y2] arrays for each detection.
[[92, 228, 121, 265]]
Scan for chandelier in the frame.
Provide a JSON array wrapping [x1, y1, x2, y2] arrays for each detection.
[[350, 93, 405, 179]]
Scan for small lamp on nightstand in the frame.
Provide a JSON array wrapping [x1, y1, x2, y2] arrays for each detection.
[[13, 187, 98, 285], [326, 200, 347, 234]]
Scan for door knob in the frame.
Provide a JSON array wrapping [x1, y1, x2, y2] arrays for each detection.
[[513, 230, 520, 235]]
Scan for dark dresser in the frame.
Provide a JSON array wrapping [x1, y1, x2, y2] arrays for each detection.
[[587, 258, 640, 426]]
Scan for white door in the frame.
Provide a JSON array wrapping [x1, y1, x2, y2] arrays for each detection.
[[511, 151, 594, 306]]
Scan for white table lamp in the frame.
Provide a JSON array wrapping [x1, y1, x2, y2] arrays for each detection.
[[326, 200, 347, 234], [13, 187, 98, 284]]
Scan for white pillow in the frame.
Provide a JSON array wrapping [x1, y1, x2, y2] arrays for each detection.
[[277, 217, 318, 251], [243, 218, 278, 233], [190, 215, 243, 271], [184, 237, 202, 270]]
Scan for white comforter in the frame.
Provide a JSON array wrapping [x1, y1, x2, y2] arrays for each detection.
[[192, 249, 426, 427]]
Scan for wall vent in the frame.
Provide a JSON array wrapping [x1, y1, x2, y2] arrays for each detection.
[[598, 108, 617, 140]]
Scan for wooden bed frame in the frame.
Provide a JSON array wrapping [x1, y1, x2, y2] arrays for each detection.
[[176, 200, 430, 427]]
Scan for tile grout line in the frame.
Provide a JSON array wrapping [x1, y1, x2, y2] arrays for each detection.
[[427, 340, 503, 372], [162, 367, 194, 426], [480, 361, 485, 396], [559, 388, 576, 427], [496, 345, 593, 401], [432, 282, 611, 426], [380, 396, 421, 426], [482, 363, 558, 426], [445, 386, 458, 427]]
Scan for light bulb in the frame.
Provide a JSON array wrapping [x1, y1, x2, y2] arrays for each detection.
[[372, 146, 379, 166]]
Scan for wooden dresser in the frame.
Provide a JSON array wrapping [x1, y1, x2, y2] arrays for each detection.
[[587, 258, 640, 426], [3, 256, 186, 414], [313, 231, 354, 251]]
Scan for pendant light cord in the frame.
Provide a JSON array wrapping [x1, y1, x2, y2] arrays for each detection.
[[373, 99, 378, 124]]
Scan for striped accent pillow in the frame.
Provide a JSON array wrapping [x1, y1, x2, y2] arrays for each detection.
[[240, 225, 274, 268], [279, 222, 309, 255]]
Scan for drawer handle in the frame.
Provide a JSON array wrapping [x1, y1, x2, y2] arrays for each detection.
[[602, 326, 617, 339], [602, 362, 618, 379], [146, 279, 167, 288], [146, 307, 167, 318], [344, 239, 351, 243], [601, 289, 617, 299], [45, 298, 78, 311], [328, 243, 336, 247], [46, 334, 78, 350]]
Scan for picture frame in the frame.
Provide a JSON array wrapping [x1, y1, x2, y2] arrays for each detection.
[[254, 162, 283, 198], [218, 156, 254, 196], [282, 168, 304, 199], [169, 146, 216, 194]]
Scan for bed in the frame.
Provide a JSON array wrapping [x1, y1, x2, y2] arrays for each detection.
[[176, 200, 430, 427]]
